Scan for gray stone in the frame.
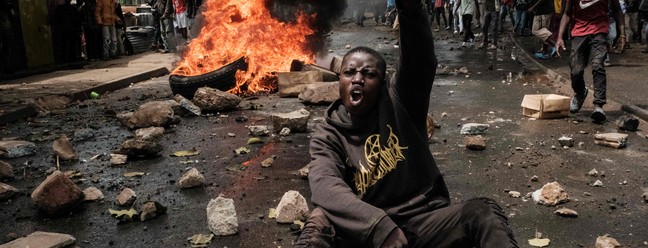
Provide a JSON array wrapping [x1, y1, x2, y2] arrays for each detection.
[[0, 182, 19, 201], [595, 234, 621, 248], [592, 180, 603, 187], [460, 123, 489, 135], [532, 182, 569, 206], [279, 127, 291, 136], [116, 112, 134, 129], [554, 208, 578, 217], [298, 81, 340, 105], [0, 231, 76, 248], [192, 87, 241, 112], [206, 196, 239, 236], [616, 115, 639, 132], [173, 94, 202, 116], [134, 127, 165, 142], [642, 191, 648, 202], [178, 167, 205, 189], [588, 168, 599, 177], [110, 154, 128, 165], [275, 190, 309, 223], [0, 140, 36, 158], [31, 171, 84, 214], [464, 135, 486, 150], [0, 160, 13, 178], [128, 101, 175, 129], [139, 201, 166, 222], [117, 188, 137, 206], [52, 135, 77, 161], [271, 109, 311, 133], [248, 125, 270, 136], [73, 128, 94, 141], [115, 139, 162, 157], [82, 187, 104, 201], [508, 191, 521, 198], [558, 136, 574, 147]]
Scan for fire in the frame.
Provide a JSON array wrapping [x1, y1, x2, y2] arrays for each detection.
[[171, 0, 316, 94]]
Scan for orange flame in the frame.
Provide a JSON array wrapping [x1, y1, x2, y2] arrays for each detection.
[[171, 0, 316, 94]]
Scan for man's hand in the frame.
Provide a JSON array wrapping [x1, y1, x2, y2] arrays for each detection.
[[555, 38, 566, 57], [381, 228, 408, 248]]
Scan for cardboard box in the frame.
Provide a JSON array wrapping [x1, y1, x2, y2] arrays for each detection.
[[521, 94, 570, 119]]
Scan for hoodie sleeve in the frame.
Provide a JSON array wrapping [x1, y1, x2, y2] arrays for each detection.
[[308, 125, 398, 247], [393, 0, 438, 128], [95, 0, 103, 25]]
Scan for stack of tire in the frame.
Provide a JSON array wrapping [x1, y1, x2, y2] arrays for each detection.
[[169, 57, 248, 99]]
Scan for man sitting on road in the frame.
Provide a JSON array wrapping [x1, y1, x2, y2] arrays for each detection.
[[555, 0, 625, 123], [294, 0, 518, 247]]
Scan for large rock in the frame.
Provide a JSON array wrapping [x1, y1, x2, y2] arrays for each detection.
[[206, 196, 239, 236], [192, 87, 241, 112], [595, 234, 621, 248], [52, 135, 77, 161], [128, 101, 175, 129], [0, 182, 19, 201], [178, 168, 205, 189], [117, 188, 137, 206], [173, 94, 202, 116], [115, 139, 162, 157], [0, 231, 76, 248], [616, 115, 639, 131], [0, 140, 37, 158], [134, 127, 165, 142], [464, 135, 486, 150], [82, 187, 105, 201], [275, 190, 309, 223], [31, 171, 84, 215], [532, 182, 569, 207], [460, 123, 489, 135], [298, 82, 340, 105], [0, 160, 13, 178], [271, 109, 311, 133], [116, 112, 134, 129], [277, 71, 323, 97]]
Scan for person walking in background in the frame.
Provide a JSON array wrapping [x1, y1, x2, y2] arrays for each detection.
[[114, 0, 126, 56], [479, 0, 500, 49], [624, 0, 639, 45], [459, 0, 481, 46], [151, 0, 171, 53], [500, 0, 516, 31], [555, 0, 625, 123], [434, 0, 450, 31], [96, 0, 119, 60], [451, 0, 464, 33], [55, 0, 82, 63], [173, 0, 191, 40], [81, 0, 101, 60], [513, 0, 530, 35], [528, 0, 555, 59]]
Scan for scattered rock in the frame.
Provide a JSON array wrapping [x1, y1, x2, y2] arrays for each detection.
[[555, 208, 578, 217], [248, 125, 270, 136], [31, 171, 84, 214], [0, 182, 19, 200], [192, 87, 242, 112], [271, 109, 311, 133], [206, 196, 239, 236], [278, 71, 323, 97], [115, 139, 162, 157], [0, 160, 14, 178], [595, 234, 621, 248], [82, 187, 105, 201], [110, 154, 128, 165], [594, 133, 628, 149], [52, 135, 77, 161], [173, 94, 202, 116], [298, 81, 340, 105], [558, 136, 574, 147], [261, 157, 274, 168], [616, 115, 639, 131], [178, 168, 205, 189], [426, 113, 436, 140], [298, 164, 311, 179], [73, 128, 95, 141], [592, 180, 603, 187], [33, 95, 72, 111], [274, 190, 309, 223], [464, 135, 486, 150], [508, 191, 521, 198], [116, 112, 134, 128], [0, 140, 37, 158], [458, 67, 469, 74], [134, 127, 165, 142], [532, 182, 569, 206], [117, 188, 137, 206], [530, 175, 539, 182], [139, 201, 167, 222], [588, 169, 599, 177], [460, 123, 489, 135], [642, 191, 648, 202], [128, 101, 176, 129], [279, 127, 291, 136], [0, 231, 76, 248]]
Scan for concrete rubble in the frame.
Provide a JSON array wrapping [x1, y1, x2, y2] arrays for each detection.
[[464, 135, 486, 150], [82, 187, 105, 201], [508, 191, 521, 198], [52, 134, 77, 161], [248, 125, 270, 136], [595, 234, 621, 248], [31, 171, 84, 214], [0, 140, 37, 158], [173, 94, 202, 116], [116, 112, 134, 128], [0, 231, 76, 248], [178, 167, 205, 188], [134, 127, 165, 142], [110, 154, 128, 165], [532, 182, 569, 206], [298, 164, 311, 179], [271, 109, 311, 133], [460, 123, 489, 135], [192, 87, 241, 112], [298, 81, 340, 105], [139, 201, 167, 222], [279, 127, 291, 136], [0, 160, 14, 178], [206, 196, 239, 236], [117, 188, 137, 206], [615, 115, 639, 131], [554, 208, 578, 217], [594, 133, 628, 149], [128, 101, 176, 129], [277, 71, 323, 97], [0, 182, 19, 201], [558, 136, 574, 147], [274, 190, 309, 223], [115, 139, 163, 157]]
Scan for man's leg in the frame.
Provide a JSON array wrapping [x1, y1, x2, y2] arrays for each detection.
[[109, 25, 118, 57], [403, 198, 518, 248], [295, 207, 336, 248], [590, 33, 608, 108], [569, 36, 590, 113], [480, 11, 493, 47], [101, 25, 110, 59]]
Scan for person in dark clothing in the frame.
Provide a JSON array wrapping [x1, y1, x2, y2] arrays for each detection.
[[56, 0, 83, 63], [151, 0, 171, 53], [514, 0, 531, 35], [0, 0, 14, 75], [294, 0, 518, 247], [81, 0, 101, 60]]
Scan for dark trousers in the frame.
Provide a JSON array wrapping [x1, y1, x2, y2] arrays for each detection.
[[84, 26, 102, 60], [462, 14, 474, 42], [483, 10, 499, 45], [434, 7, 447, 28], [570, 33, 608, 107], [0, 30, 13, 74]]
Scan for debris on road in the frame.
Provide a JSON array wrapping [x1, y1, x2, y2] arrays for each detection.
[[247, 137, 263, 145], [271, 108, 311, 133], [298, 81, 340, 105], [555, 208, 578, 217], [173, 94, 202, 116], [592, 180, 603, 187], [528, 231, 550, 247], [52, 134, 78, 161], [83, 187, 105, 201], [278, 71, 323, 97], [464, 135, 486, 150], [140, 201, 167, 221], [0, 140, 37, 158], [594, 133, 628, 149], [124, 172, 145, 178], [187, 234, 214, 248], [0, 160, 14, 178], [73, 128, 95, 141], [206, 196, 239, 236], [135, 127, 165, 142], [532, 182, 569, 206], [0, 182, 19, 200], [261, 157, 274, 168], [460, 123, 489, 135], [234, 147, 250, 155], [117, 188, 137, 206], [248, 125, 270, 136], [642, 191, 648, 202], [0, 231, 76, 248], [178, 168, 205, 188], [616, 115, 639, 132], [31, 170, 83, 215], [558, 136, 574, 147], [128, 101, 176, 129], [279, 127, 291, 136], [521, 94, 570, 119], [110, 154, 128, 165], [588, 169, 599, 177], [115, 139, 163, 157], [171, 148, 200, 157], [508, 191, 521, 198], [274, 190, 309, 223], [298, 164, 311, 179], [596, 234, 621, 248], [108, 208, 138, 221], [192, 87, 241, 112]]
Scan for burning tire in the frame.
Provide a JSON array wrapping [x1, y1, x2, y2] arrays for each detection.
[[169, 57, 248, 99]]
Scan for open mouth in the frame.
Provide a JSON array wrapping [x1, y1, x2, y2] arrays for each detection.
[[350, 85, 363, 104]]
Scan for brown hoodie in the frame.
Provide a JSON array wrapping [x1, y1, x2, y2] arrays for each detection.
[[95, 0, 118, 25]]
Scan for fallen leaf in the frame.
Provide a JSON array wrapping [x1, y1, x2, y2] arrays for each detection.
[[64, 170, 82, 178], [187, 234, 214, 248], [261, 157, 274, 168], [293, 220, 305, 230], [247, 137, 263, 145], [108, 208, 138, 221], [528, 238, 550, 247], [268, 208, 277, 219], [171, 148, 200, 157], [124, 172, 146, 177], [234, 146, 251, 155]]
